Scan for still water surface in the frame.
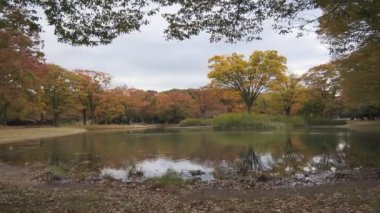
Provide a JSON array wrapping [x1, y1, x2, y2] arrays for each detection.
[[0, 128, 379, 181]]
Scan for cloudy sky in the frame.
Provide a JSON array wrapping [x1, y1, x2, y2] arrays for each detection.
[[40, 13, 331, 91]]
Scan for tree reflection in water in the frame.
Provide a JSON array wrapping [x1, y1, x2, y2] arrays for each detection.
[[280, 135, 304, 174], [238, 145, 263, 175]]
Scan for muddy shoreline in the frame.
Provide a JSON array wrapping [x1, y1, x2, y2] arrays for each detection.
[[1, 162, 379, 212]]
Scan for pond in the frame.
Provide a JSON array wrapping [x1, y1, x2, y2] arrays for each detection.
[[0, 128, 379, 182]]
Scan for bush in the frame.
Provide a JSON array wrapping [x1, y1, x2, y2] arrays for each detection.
[[212, 113, 301, 130], [179, 118, 213, 127], [306, 118, 347, 126], [268, 115, 306, 127]]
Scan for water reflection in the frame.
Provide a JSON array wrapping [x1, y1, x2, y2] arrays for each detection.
[[100, 157, 214, 181], [237, 146, 263, 175], [0, 128, 379, 181]]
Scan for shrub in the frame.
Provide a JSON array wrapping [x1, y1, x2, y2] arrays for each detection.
[[213, 113, 282, 130]]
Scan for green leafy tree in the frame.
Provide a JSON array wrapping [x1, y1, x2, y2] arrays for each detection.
[[208, 50, 287, 113]]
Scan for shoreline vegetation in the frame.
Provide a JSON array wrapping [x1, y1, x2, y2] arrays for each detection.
[[179, 113, 349, 130], [1, 116, 379, 144]]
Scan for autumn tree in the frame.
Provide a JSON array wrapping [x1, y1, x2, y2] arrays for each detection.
[[272, 74, 305, 116], [156, 90, 196, 123], [208, 50, 287, 113], [302, 62, 342, 118], [42, 65, 81, 126], [96, 88, 125, 124], [110, 85, 131, 123], [0, 3, 43, 125], [188, 86, 225, 118], [338, 42, 380, 119], [75, 70, 111, 124], [122, 89, 157, 123]]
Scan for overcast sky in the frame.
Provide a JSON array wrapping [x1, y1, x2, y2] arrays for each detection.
[[40, 13, 331, 91]]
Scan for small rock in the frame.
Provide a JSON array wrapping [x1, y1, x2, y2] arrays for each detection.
[[295, 173, 305, 181], [189, 170, 205, 176]]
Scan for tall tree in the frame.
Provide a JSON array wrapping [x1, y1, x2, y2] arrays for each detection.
[[338, 42, 380, 118], [272, 74, 305, 116], [156, 90, 196, 123], [302, 62, 342, 117], [0, 2, 43, 125], [42, 65, 80, 126], [75, 70, 111, 124], [97, 88, 124, 124], [188, 86, 224, 118], [208, 50, 287, 113]]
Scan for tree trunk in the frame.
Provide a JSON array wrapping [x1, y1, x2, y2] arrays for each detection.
[[285, 107, 291, 116], [82, 108, 87, 125], [89, 108, 95, 124], [40, 112, 45, 124], [105, 111, 109, 124], [242, 93, 254, 114], [246, 104, 252, 114], [53, 112, 59, 127], [0, 105, 8, 126]]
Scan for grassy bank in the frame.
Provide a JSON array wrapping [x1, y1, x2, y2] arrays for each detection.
[[306, 118, 347, 126], [0, 124, 163, 144], [346, 120, 380, 132], [80, 124, 160, 131], [180, 114, 306, 130], [0, 127, 86, 144]]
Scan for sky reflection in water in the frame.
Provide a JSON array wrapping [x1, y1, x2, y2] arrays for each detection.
[[0, 128, 379, 181]]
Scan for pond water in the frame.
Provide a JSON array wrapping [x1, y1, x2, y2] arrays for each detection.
[[0, 128, 379, 182]]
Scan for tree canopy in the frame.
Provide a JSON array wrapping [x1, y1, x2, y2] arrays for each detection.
[[3, 0, 378, 55], [208, 50, 287, 113]]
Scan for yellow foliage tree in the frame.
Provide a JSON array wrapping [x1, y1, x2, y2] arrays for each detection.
[[208, 50, 287, 113]]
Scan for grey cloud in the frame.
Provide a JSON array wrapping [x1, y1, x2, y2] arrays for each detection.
[[40, 12, 330, 91]]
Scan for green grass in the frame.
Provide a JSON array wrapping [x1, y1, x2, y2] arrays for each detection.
[[45, 164, 70, 179], [212, 113, 306, 130], [179, 113, 307, 130], [145, 170, 185, 187], [179, 118, 214, 127]]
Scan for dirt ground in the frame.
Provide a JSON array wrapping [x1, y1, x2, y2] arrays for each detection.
[[1, 162, 379, 212]]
